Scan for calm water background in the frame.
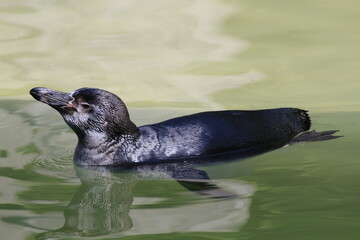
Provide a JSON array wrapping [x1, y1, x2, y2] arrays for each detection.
[[0, 0, 359, 239]]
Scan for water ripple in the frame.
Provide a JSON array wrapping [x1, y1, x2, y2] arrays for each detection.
[[0, 0, 257, 108], [0, 21, 42, 42]]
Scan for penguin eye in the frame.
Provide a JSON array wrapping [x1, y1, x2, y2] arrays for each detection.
[[81, 103, 91, 110]]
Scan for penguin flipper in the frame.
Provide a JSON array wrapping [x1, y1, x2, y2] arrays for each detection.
[[167, 167, 237, 199], [289, 130, 342, 145]]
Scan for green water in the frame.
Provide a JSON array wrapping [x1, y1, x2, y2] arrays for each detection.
[[0, 0, 359, 239]]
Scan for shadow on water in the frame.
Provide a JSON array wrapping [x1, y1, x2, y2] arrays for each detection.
[[35, 160, 257, 239], [0, 159, 256, 239]]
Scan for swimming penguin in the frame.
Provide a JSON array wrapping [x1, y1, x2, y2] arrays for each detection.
[[30, 87, 339, 166]]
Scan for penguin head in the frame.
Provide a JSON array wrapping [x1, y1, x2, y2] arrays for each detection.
[[30, 87, 139, 139]]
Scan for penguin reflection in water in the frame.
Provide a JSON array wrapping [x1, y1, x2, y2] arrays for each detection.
[[35, 164, 254, 238], [29, 87, 340, 166]]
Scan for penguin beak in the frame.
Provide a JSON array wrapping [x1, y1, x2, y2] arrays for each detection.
[[30, 87, 76, 111]]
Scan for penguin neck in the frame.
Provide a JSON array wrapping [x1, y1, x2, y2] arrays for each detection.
[[78, 130, 114, 147], [74, 130, 139, 165]]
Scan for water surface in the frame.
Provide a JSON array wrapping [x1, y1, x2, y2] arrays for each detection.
[[0, 0, 359, 239]]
